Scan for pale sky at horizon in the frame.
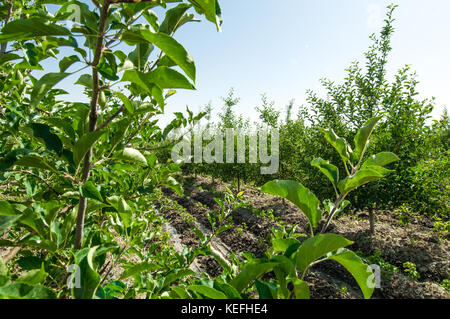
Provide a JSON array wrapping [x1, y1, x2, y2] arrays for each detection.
[[42, 0, 450, 126]]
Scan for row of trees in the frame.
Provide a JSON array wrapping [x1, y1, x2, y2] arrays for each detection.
[[177, 5, 449, 223]]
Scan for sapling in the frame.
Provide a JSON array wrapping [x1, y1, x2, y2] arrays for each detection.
[[252, 116, 399, 299]]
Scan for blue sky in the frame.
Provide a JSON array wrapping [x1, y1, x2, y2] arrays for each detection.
[[47, 0, 450, 126]]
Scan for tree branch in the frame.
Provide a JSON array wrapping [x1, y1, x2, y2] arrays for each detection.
[[96, 104, 126, 131], [96, 92, 133, 130], [105, 10, 145, 48], [2, 246, 20, 264]]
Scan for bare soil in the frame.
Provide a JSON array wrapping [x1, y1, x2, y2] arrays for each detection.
[[159, 175, 449, 299]]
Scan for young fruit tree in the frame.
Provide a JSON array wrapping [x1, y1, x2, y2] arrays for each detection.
[[0, 0, 223, 299]]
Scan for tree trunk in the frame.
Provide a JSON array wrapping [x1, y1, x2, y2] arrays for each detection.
[[74, 1, 110, 250]]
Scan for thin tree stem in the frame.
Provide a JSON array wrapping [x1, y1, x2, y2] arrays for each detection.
[[96, 105, 126, 130], [320, 194, 346, 234], [74, 0, 111, 250]]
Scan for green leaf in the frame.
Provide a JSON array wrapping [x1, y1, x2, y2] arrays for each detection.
[[73, 247, 101, 299], [16, 264, 47, 286], [80, 181, 103, 202], [122, 69, 154, 93], [14, 60, 43, 70], [292, 278, 310, 299], [0, 283, 56, 299], [18, 235, 57, 253], [128, 42, 154, 71], [0, 53, 21, 66], [120, 262, 161, 280], [30, 72, 71, 107], [59, 55, 80, 72], [338, 165, 393, 195], [23, 43, 39, 67], [323, 199, 350, 216], [353, 117, 381, 159], [117, 59, 134, 73], [174, 13, 198, 32], [14, 155, 59, 174], [114, 147, 148, 166], [254, 280, 277, 299], [73, 130, 106, 167], [0, 258, 7, 276], [209, 248, 233, 274], [188, 285, 227, 299], [327, 249, 375, 299], [320, 128, 351, 162], [270, 255, 296, 277], [17, 256, 45, 271], [0, 201, 16, 216], [0, 275, 7, 287], [57, 1, 98, 33], [160, 3, 192, 34], [231, 263, 276, 293], [107, 196, 132, 228], [97, 55, 119, 81], [123, 29, 195, 81], [213, 283, 241, 299], [162, 176, 183, 196], [158, 55, 176, 68], [161, 269, 196, 289], [85, 200, 108, 216], [0, 18, 71, 43], [261, 180, 322, 228], [271, 238, 300, 254], [0, 149, 28, 172], [188, 0, 222, 31], [45, 117, 76, 141], [295, 233, 353, 273], [171, 286, 191, 299], [114, 92, 134, 114], [148, 67, 195, 89], [311, 157, 339, 188], [361, 152, 399, 168], [27, 123, 64, 156], [0, 215, 20, 235], [75, 74, 93, 89], [143, 10, 160, 31]]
